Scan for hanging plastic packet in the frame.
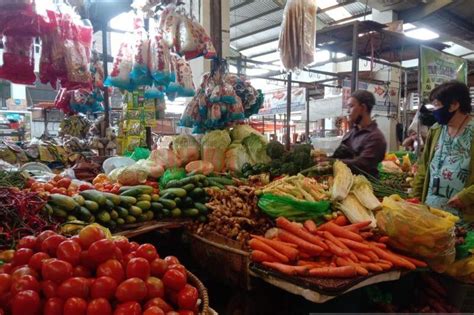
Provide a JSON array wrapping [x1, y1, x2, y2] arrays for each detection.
[[90, 51, 105, 89], [54, 88, 73, 114], [0, 36, 36, 85], [0, 1, 43, 37], [166, 54, 195, 100], [144, 84, 165, 100], [130, 16, 152, 87], [131, 0, 160, 18], [149, 30, 174, 87], [177, 15, 216, 60], [159, 1, 181, 49], [39, 9, 59, 88], [104, 35, 134, 91]]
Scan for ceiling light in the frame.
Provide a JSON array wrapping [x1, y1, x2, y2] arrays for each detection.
[[403, 23, 416, 31], [325, 7, 351, 21], [318, 0, 338, 9], [109, 11, 135, 32], [405, 28, 439, 40]]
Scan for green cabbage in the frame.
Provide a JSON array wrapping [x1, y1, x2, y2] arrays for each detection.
[[242, 133, 271, 165], [225, 143, 253, 172], [173, 134, 200, 164], [230, 125, 266, 143], [201, 130, 231, 172]]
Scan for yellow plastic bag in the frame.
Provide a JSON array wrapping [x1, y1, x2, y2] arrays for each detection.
[[376, 195, 458, 272]]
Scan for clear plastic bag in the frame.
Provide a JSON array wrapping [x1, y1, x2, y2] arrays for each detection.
[[159, 4, 181, 48], [258, 194, 331, 222], [130, 17, 152, 87], [177, 16, 216, 60], [0, 36, 36, 85], [376, 195, 457, 272], [166, 54, 195, 100], [278, 0, 317, 71], [104, 37, 134, 90], [149, 31, 174, 86], [63, 21, 93, 89]]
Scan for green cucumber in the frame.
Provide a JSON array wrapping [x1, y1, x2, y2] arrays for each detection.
[[79, 190, 107, 206], [78, 207, 92, 221], [165, 179, 181, 189], [116, 218, 125, 225], [160, 188, 187, 198], [125, 215, 136, 224], [151, 194, 160, 202], [194, 202, 208, 214], [207, 180, 224, 189], [159, 198, 176, 209], [101, 192, 121, 206], [182, 184, 195, 192], [49, 194, 79, 212], [137, 194, 152, 202], [145, 211, 154, 221], [116, 207, 129, 218], [189, 187, 205, 199], [53, 207, 68, 218], [171, 208, 182, 217], [183, 208, 199, 217], [84, 200, 99, 212], [120, 196, 137, 207], [104, 199, 115, 210], [110, 210, 119, 220], [119, 185, 154, 195], [136, 200, 151, 211], [151, 202, 163, 211], [97, 211, 111, 223], [72, 195, 85, 206], [129, 206, 143, 216], [207, 177, 234, 186], [120, 188, 143, 197]]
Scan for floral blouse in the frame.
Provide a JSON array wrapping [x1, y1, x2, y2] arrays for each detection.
[[426, 120, 474, 215]]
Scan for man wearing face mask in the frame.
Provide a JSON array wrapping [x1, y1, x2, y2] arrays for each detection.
[[413, 81, 474, 217], [332, 90, 387, 177]]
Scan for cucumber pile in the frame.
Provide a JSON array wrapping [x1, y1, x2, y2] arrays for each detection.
[[44, 185, 159, 230]]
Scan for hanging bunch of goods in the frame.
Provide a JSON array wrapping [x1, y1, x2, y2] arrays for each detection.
[[179, 65, 265, 133], [89, 116, 117, 155], [278, 0, 317, 71], [0, 225, 204, 314]]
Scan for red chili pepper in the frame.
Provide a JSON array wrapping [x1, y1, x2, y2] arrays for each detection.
[[79, 184, 93, 191], [406, 197, 420, 204]]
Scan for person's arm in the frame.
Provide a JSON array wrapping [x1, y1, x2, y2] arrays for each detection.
[[340, 134, 386, 174], [411, 129, 433, 198]]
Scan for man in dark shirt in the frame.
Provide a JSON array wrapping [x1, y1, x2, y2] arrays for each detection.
[[333, 90, 387, 177]]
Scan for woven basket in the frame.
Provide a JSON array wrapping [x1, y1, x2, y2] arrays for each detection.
[[187, 270, 210, 315]]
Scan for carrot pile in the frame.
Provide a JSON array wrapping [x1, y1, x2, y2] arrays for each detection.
[[249, 216, 427, 278]]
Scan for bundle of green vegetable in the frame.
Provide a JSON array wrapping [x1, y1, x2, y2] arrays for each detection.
[[0, 170, 27, 189]]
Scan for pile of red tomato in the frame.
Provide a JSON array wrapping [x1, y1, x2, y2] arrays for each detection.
[[0, 226, 199, 315]]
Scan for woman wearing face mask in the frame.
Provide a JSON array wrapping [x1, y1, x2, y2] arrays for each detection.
[[412, 81, 474, 217]]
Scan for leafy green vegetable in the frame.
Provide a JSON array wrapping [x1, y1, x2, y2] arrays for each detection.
[[159, 168, 187, 189], [230, 125, 266, 142], [201, 130, 232, 172], [242, 133, 271, 165], [258, 194, 331, 222], [266, 141, 286, 160], [173, 134, 200, 164], [225, 143, 253, 172]]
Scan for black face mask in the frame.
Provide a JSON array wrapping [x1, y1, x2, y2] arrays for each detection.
[[419, 105, 436, 126], [354, 115, 363, 125]]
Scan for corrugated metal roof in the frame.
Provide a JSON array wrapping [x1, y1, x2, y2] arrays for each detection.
[[234, 27, 281, 52], [231, 9, 282, 39], [230, 1, 281, 26]]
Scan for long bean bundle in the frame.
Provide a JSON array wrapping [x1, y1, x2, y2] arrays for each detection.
[[0, 170, 27, 189], [353, 166, 409, 199]]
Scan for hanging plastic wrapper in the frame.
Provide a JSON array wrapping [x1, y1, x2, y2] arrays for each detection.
[[131, 0, 160, 18], [166, 54, 195, 100], [177, 15, 216, 60], [104, 36, 134, 91], [0, 1, 43, 37], [130, 16, 152, 87], [54, 88, 73, 114], [159, 2, 181, 49], [376, 195, 458, 272], [0, 36, 36, 85], [70, 88, 104, 114], [278, 0, 317, 71], [149, 30, 174, 86]]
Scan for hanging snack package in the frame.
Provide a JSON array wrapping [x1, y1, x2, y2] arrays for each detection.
[[63, 20, 93, 89], [54, 88, 73, 114], [159, 3, 181, 49], [130, 17, 152, 87], [177, 15, 216, 60], [131, 0, 160, 18], [149, 30, 174, 86], [0, 1, 42, 37], [0, 36, 36, 85], [166, 54, 195, 100], [278, 0, 317, 71], [104, 36, 134, 90], [39, 10, 59, 88]]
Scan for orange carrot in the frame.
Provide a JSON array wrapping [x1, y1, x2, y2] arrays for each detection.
[[361, 249, 379, 261], [373, 242, 387, 249], [378, 236, 390, 243], [338, 238, 371, 251], [319, 231, 349, 249], [377, 262, 393, 271], [369, 245, 416, 270], [360, 232, 374, 239], [320, 222, 364, 242], [272, 237, 298, 248], [277, 229, 324, 255], [276, 217, 328, 250], [299, 251, 312, 259], [378, 259, 393, 268], [248, 239, 289, 263], [309, 265, 357, 278], [324, 239, 351, 257], [262, 261, 310, 276], [335, 257, 369, 276], [361, 262, 383, 272], [334, 215, 349, 226], [250, 235, 299, 261], [319, 250, 332, 257], [343, 221, 372, 231], [251, 250, 278, 263], [297, 260, 327, 268], [393, 253, 428, 268], [303, 220, 317, 234], [353, 251, 372, 262]]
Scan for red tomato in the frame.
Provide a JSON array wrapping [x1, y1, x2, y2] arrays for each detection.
[[129, 242, 139, 252], [28, 252, 50, 272], [126, 257, 150, 280], [177, 284, 198, 310], [124, 252, 137, 265], [11, 266, 38, 283], [16, 236, 37, 250], [63, 297, 87, 315], [73, 265, 91, 278], [11, 290, 40, 315], [166, 312, 180, 315], [41, 280, 58, 298], [79, 184, 93, 191], [42, 259, 73, 283], [35, 230, 57, 251], [57, 240, 82, 266], [12, 248, 34, 267], [80, 251, 97, 271], [90, 276, 117, 299], [167, 264, 187, 277], [10, 275, 40, 295], [70, 235, 81, 245], [43, 297, 64, 315], [96, 259, 124, 283], [57, 277, 89, 299], [0, 274, 11, 296], [144, 298, 173, 313], [57, 178, 72, 188], [164, 256, 180, 265], [146, 276, 165, 299], [78, 226, 106, 249], [150, 258, 168, 278], [113, 238, 130, 254], [167, 289, 179, 306], [113, 301, 141, 315], [41, 235, 67, 256], [162, 269, 187, 291], [144, 306, 165, 315], [88, 239, 117, 265], [0, 263, 11, 274], [0, 292, 11, 311], [115, 278, 147, 302], [136, 244, 158, 262], [87, 298, 112, 315]]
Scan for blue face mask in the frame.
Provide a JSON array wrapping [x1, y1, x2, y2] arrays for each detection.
[[433, 104, 455, 125]]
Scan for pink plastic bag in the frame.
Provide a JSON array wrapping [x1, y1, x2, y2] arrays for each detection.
[[149, 30, 173, 86], [0, 36, 36, 85], [177, 16, 216, 60]]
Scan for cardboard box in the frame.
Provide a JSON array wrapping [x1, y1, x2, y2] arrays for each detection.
[[6, 98, 27, 111]]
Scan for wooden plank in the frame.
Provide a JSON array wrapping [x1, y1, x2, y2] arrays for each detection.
[[115, 219, 190, 238]]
